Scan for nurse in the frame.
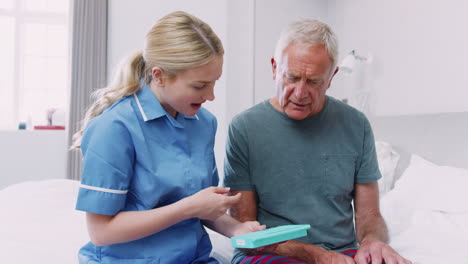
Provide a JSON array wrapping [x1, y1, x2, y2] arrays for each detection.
[[72, 11, 264, 263]]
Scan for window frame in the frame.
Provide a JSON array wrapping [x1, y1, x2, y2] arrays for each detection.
[[0, 0, 69, 129]]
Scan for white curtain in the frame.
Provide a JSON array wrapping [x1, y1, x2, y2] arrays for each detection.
[[67, 0, 108, 180]]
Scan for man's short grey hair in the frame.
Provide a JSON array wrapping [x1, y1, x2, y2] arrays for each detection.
[[274, 19, 338, 68]]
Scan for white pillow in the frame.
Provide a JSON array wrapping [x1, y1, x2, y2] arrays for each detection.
[[375, 141, 400, 195], [392, 154, 468, 213]]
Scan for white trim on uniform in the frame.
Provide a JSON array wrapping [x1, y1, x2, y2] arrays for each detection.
[[133, 94, 148, 121], [195, 114, 199, 120], [212, 167, 217, 175], [79, 184, 128, 194]]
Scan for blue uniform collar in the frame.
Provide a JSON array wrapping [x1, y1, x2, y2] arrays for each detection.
[[133, 83, 199, 127]]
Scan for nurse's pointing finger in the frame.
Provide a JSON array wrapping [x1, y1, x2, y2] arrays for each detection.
[[211, 186, 230, 194]]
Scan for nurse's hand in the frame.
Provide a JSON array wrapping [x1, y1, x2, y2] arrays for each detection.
[[231, 220, 266, 237], [233, 223, 285, 256], [185, 187, 242, 221]]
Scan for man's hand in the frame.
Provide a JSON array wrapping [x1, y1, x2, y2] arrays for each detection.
[[355, 239, 412, 264], [238, 241, 285, 256]]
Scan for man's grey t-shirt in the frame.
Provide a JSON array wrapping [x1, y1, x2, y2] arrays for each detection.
[[224, 96, 381, 251]]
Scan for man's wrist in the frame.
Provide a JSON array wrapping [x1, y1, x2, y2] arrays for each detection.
[[274, 240, 327, 263], [360, 234, 386, 247]]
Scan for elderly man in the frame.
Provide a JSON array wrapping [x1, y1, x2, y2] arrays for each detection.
[[224, 19, 411, 264]]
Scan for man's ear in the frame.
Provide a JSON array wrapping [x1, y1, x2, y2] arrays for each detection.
[[271, 57, 277, 80], [327, 66, 339, 89], [152, 67, 165, 86]]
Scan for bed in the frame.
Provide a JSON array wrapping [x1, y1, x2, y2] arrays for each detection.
[[1, 112, 467, 264]]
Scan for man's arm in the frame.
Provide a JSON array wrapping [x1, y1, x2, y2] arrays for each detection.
[[354, 182, 388, 244], [353, 182, 412, 264], [229, 190, 355, 264], [228, 190, 257, 222]]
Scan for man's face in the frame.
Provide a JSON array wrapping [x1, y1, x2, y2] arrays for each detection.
[[272, 43, 338, 120]]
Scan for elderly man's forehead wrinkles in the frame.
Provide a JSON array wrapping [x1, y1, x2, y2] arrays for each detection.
[[285, 70, 322, 81]]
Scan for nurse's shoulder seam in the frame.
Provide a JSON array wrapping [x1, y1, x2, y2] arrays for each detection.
[[84, 98, 137, 139], [99, 97, 140, 124]]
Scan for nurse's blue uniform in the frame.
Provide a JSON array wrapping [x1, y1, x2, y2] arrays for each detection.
[[75, 84, 219, 264]]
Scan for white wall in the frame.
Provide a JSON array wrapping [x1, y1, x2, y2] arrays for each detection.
[[329, 0, 468, 116], [225, 0, 255, 122], [104, 0, 468, 186], [0, 130, 67, 190]]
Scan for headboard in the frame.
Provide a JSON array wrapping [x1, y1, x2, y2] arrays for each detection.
[[371, 112, 468, 174]]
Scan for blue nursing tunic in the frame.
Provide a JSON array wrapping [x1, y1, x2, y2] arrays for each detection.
[[75, 84, 219, 264]]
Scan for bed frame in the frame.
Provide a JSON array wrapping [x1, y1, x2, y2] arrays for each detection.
[[371, 112, 468, 176]]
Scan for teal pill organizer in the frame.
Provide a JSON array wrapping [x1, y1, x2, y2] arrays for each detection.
[[231, 224, 310, 248]]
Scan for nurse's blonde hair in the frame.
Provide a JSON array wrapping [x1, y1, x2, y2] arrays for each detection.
[[71, 11, 224, 148]]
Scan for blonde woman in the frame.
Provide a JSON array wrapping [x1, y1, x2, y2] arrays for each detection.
[[73, 11, 264, 264]]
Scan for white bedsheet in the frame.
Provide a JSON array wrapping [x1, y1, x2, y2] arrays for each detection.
[[381, 194, 468, 264], [0, 179, 234, 264], [1, 171, 466, 264], [0, 179, 88, 263]]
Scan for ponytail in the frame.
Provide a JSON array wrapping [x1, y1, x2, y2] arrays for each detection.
[[71, 51, 146, 148]]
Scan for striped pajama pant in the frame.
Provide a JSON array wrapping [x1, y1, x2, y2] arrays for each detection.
[[234, 249, 357, 264]]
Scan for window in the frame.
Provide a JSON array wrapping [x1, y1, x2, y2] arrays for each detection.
[[0, 0, 69, 129]]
